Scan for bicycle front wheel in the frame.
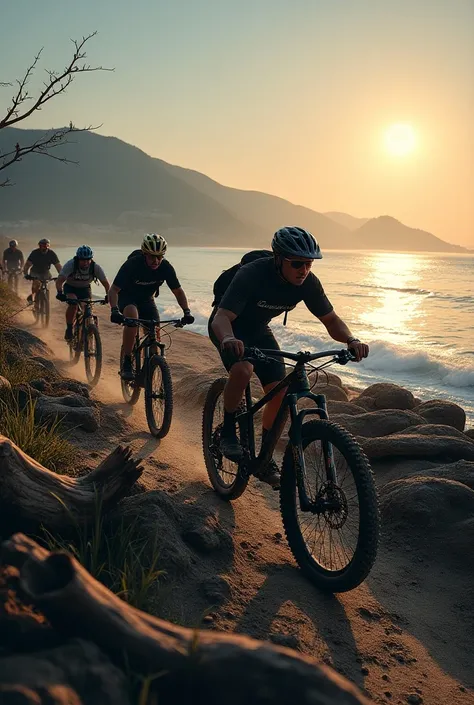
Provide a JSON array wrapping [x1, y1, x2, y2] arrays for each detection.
[[84, 323, 102, 387], [39, 290, 50, 328], [280, 420, 379, 593], [202, 377, 249, 500], [144, 354, 173, 438]]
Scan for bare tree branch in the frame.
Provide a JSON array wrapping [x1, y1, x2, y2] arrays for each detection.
[[0, 31, 112, 185]]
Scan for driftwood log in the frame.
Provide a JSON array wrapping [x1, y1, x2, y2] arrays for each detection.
[[1, 534, 373, 705], [0, 435, 142, 533]]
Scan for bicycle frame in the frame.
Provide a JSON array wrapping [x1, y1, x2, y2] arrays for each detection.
[[235, 348, 352, 511], [123, 318, 183, 385]]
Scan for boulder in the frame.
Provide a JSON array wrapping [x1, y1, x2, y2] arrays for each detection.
[[326, 401, 367, 416], [415, 460, 474, 491], [331, 409, 425, 438], [358, 383, 416, 410], [359, 432, 474, 461], [303, 383, 349, 403], [35, 394, 99, 432], [415, 399, 466, 431], [351, 395, 377, 411]]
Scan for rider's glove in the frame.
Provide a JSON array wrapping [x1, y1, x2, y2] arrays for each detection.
[[110, 306, 124, 324], [181, 309, 194, 325], [103, 293, 109, 304], [56, 292, 67, 302], [24, 274, 32, 280]]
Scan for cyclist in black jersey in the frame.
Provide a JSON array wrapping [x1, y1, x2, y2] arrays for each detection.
[[3, 240, 24, 274], [109, 233, 194, 380], [210, 226, 369, 488]]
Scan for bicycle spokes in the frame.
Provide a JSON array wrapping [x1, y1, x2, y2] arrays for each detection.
[[297, 440, 360, 572]]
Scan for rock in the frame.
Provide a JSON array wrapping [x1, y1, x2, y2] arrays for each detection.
[[359, 433, 474, 461], [28, 378, 48, 392], [117, 491, 194, 575], [199, 576, 231, 604], [302, 384, 349, 403], [358, 383, 416, 410], [416, 400, 466, 431], [352, 396, 377, 411], [182, 511, 232, 555], [31, 356, 59, 376], [415, 460, 474, 490], [0, 638, 131, 704], [407, 694, 423, 704], [11, 384, 41, 410], [380, 476, 474, 571], [35, 394, 99, 432], [331, 410, 425, 438], [0, 375, 11, 391], [270, 633, 300, 650], [327, 401, 367, 416], [400, 423, 468, 439]]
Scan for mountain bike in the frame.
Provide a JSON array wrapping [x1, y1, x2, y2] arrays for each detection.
[[120, 317, 186, 438], [202, 346, 380, 592], [65, 298, 107, 387], [6, 268, 21, 293], [25, 276, 57, 328]]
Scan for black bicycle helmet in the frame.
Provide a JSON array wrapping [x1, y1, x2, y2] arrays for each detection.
[[271, 226, 322, 259]]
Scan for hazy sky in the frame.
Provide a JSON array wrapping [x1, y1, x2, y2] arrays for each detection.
[[2, 0, 473, 246]]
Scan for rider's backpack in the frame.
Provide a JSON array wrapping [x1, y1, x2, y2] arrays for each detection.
[[212, 249, 273, 307], [72, 256, 98, 283]]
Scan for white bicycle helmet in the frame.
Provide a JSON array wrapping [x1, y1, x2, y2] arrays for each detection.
[[141, 233, 167, 256]]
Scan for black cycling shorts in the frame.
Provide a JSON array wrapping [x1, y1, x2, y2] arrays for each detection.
[[118, 293, 159, 322], [208, 315, 285, 388], [64, 283, 92, 300]]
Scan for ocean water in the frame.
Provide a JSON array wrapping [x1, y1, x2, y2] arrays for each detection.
[[55, 245, 474, 425]]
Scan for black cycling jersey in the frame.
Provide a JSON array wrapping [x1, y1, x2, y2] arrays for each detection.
[[3, 248, 23, 269], [113, 255, 180, 301], [218, 257, 333, 330], [26, 248, 60, 274]]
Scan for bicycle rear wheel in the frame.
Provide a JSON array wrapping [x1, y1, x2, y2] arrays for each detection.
[[202, 377, 249, 500], [144, 354, 173, 438], [280, 420, 379, 592], [84, 323, 102, 387]]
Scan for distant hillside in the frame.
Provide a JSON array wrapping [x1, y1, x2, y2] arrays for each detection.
[[324, 211, 369, 230], [0, 127, 467, 253], [163, 164, 352, 247], [352, 216, 467, 253]]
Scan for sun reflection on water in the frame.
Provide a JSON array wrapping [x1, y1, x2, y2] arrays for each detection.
[[359, 252, 430, 344]]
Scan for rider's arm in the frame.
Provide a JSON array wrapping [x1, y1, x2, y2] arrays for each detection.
[[54, 262, 62, 274], [108, 284, 120, 308], [211, 308, 238, 343], [318, 310, 354, 344], [55, 274, 66, 292], [94, 264, 110, 293], [170, 287, 190, 313], [101, 277, 111, 294], [23, 259, 32, 275]]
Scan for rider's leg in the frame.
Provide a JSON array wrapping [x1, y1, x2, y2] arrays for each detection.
[[220, 361, 253, 460], [122, 304, 138, 355], [28, 279, 40, 303], [64, 293, 78, 340], [262, 382, 286, 432]]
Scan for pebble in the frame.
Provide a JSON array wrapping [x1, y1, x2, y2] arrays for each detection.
[[406, 695, 423, 705]]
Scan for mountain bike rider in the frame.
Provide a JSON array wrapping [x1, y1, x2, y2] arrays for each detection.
[[108, 233, 195, 380], [23, 238, 62, 304], [209, 226, 369, 488], [3, 240, 24, 276], [55, 245, 111, 341]]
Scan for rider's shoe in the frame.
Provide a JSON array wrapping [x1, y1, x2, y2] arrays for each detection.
[[26, 294, 33, 305], [219, 425, 244, 462], [255, 459, 281, 490], [120, 355, 134, 381], [64, 325, 73, 341]]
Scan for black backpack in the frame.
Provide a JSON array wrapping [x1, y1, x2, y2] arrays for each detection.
[[212, 249, 273, 307]]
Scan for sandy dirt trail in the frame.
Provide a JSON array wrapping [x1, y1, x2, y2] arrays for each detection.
[[17, 289, 474, 705]]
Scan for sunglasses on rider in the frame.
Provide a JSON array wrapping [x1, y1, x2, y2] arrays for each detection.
[[284, 258, 313, 270]]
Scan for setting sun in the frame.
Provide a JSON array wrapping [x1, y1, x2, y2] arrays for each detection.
[[384, 123, 417, 157]]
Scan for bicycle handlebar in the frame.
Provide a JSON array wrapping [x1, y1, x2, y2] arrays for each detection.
[[64, 298, 107, 306], [121, 317, 185, 328], [243, 346, 356, 365], [25, 275, 58, 282]]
